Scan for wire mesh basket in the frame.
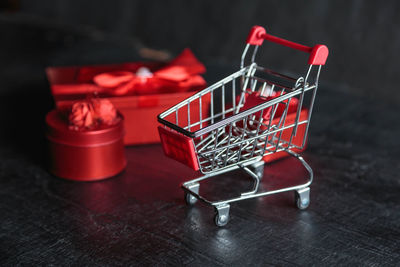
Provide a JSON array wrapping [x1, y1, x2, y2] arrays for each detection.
[[158, 25, 329, 226]]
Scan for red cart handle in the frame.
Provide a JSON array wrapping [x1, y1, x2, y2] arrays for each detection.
[[246, 26, 329, 65]]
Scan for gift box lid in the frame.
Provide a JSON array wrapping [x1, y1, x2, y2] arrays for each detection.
[[46, 109, 124, 147], [45, 49, 207, 108]]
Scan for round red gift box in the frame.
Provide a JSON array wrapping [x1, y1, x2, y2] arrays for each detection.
[[46, 109, 126, 181]]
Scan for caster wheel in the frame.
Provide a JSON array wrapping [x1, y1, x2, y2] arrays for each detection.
[[295, 189, 310, 210], [214, 213, 229, 227], [252, 162, 264, 180], [184, 192, 197, 205], [214, 204, 230, 226], [255, 169, 263, 180]]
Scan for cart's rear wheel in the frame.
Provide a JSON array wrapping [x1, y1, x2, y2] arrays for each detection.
[[295, 187, 310, 210], [214, 213, 229, 227], [184, 192, 197, 205]]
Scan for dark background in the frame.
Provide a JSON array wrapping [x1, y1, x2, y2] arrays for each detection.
[[1, 0, 399, 164], [2, 0, 400, 102], [1, 1, 399, 265]]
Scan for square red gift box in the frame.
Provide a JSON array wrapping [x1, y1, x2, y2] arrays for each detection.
[[234, 91, 308, 163], [46, 49, 208, 145]]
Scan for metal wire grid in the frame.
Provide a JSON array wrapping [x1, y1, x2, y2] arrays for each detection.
[[158, 62, 321, 174]]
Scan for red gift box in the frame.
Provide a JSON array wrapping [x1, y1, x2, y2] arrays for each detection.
[[46, 49, 208, 145], [236, 91, 308, 163], [46, 109, 126, 181], [262, 108, 308, 163]]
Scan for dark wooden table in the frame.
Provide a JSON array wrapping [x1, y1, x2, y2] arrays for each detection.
[[0, 14, 399, 266], [1, 85, 399, 265]]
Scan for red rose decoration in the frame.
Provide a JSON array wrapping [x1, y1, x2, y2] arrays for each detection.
[[92, 98, 118, 125], [69, 98, 118, 130], [69, 101, 94, 130]]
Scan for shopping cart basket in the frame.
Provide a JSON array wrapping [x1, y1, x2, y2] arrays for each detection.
[[158, 26, 329, 226]]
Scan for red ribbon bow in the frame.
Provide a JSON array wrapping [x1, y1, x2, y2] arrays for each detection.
[[92, 48, 206, 96]]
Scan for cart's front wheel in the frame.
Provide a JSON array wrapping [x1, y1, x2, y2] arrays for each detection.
[[183, 183, 200, 205], [295, 187, 310, 210], [214, 204, 230, 227], [184, 192, 198, 205]]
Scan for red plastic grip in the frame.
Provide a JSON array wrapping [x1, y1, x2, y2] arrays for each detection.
[[158, 126, 199, 171], [246, 26, 329, 65], [308, 44, 329, 65], [246, 26, 267, 46]]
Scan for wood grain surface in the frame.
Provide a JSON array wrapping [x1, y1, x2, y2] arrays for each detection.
[[0, 85, 399, 265]]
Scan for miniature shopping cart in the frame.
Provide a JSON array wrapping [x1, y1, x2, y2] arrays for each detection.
[[158, 26, 329, 226]]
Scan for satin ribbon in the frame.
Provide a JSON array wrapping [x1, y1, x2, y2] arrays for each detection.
[[92, 48, 206, 96]]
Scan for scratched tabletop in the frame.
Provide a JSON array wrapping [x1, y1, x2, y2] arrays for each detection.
[[0, 14, 399, 266]]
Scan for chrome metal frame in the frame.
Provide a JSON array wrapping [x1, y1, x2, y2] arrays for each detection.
[[158, 41, 323, 226], [182, 150, 312, 204]]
